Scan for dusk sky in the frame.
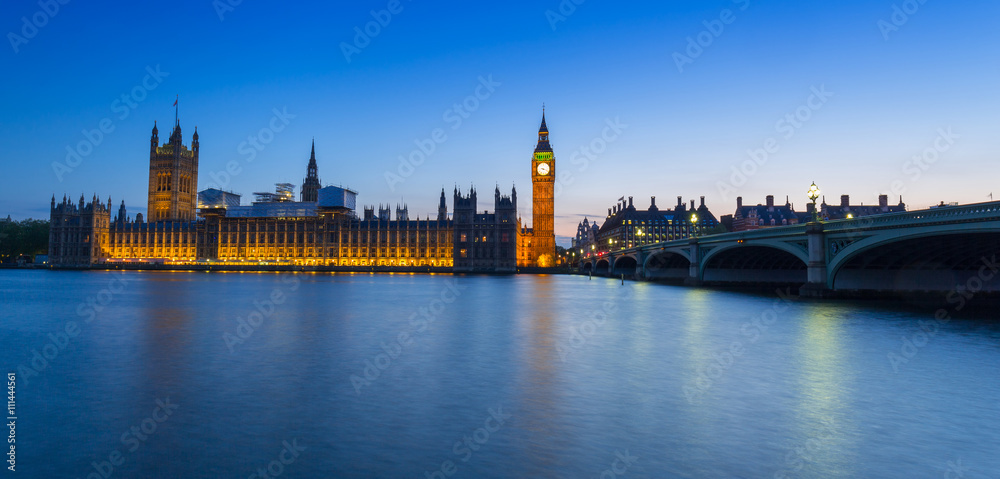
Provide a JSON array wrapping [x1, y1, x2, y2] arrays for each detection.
[[2, 0, 998, 245]]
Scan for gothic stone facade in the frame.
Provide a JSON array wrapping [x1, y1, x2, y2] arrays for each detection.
[[49, 120, 524, 272]]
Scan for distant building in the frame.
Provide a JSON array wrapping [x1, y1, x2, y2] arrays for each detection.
[[818, 194, 905, 220], [594, 195, 719, 252], [196, 185, 453, 267], [572, 217, 599, 252], [731, 194, 906, 232], [48, 194, 112, 266], [453, 186, 518, 273], [731, 195, 801, 232]]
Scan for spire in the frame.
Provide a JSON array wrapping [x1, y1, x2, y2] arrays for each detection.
[[301, 140, 321, 202], [538, 104, 548, 134], [534, 107, 552, 153]]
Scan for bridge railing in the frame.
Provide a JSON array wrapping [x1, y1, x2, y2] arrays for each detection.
[[611, 200, 1000, 255], [824, 200, 1000, 232]]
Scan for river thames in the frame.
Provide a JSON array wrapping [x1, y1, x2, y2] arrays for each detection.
[[1, 270, 998, 478]]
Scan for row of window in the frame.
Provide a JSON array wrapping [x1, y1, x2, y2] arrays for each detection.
[[154, 172, 194, 193], [216, 233, 452, 245]]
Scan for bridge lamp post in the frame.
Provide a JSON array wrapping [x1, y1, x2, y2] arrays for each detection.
[[690, 213, 699, 237], [807, 182, 821, 223]]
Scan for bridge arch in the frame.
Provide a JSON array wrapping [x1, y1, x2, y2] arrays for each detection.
[[828, 228, 1000, 291], [643, 249, 691, 280], [700, 244, 808, 285], [613, 255, 638, 276], [595, 259, 610, 275]]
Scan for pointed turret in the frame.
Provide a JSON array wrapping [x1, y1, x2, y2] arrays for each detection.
[[534, 107, 552, 153], [169, 121, 182, 144], [150, 121, 159, 154], [438, 188, 447, 222], [301, 139, 321, 202]]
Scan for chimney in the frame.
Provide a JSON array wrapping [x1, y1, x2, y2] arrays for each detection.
[[650, 196, 657, 209], [879, 194, 888, 208], [690, 199, 695, 210], [841, 195, 850, 207], [608, 208, 612, 217], [766, 195, 774, 207], [699, 196, 705, 208], [677, 196, 683, 207], [628, 196, 633, 209], [737, 196, 743, 209]]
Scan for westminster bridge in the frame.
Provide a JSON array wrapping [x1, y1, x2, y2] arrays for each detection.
[[580, 201, 1000, 296]]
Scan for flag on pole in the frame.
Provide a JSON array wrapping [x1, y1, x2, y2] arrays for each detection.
[[173, 96, 178, 106]]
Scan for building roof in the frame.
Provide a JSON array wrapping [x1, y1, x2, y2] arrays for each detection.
[[596, 197, 718, 236], [735, 203, 799, 226]]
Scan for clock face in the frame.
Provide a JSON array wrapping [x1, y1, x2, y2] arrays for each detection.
[[536, 162, 550, 176]]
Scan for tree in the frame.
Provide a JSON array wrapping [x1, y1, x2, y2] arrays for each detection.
[[0, 219, 50, 263]]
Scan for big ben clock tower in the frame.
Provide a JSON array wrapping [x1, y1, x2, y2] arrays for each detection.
[[531, 109, 556, 267]]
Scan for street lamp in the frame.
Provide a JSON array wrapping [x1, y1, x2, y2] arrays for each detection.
[[690, 213, 699, 237], [807, 182, 821, 222]]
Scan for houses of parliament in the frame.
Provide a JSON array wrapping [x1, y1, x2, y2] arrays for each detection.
[[48, 112, 558, 272]]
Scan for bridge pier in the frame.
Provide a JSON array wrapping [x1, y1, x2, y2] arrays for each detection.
[[800, 222, 830, 297], [635, 251, 648, 280], [684, 237, 703, 286]]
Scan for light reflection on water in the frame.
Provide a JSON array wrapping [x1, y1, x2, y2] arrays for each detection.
[[1, 270, 999, 478]]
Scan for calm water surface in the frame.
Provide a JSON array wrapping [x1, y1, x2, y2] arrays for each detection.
[[1, 270, 999, 478]]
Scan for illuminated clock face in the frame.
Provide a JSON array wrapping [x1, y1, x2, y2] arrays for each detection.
[[536, 162, 550, 176]]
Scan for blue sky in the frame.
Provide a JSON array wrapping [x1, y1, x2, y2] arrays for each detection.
[[2, 0, 998, 245]]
